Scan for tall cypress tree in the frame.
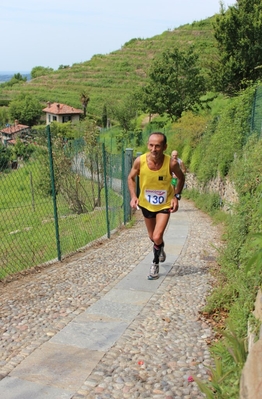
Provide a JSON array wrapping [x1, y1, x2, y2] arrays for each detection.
[[102, 104, 107, 128]]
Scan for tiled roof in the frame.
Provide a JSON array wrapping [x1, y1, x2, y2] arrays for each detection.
[[42, 102, 83, 115], [0, 124, 29, 135], [8, 139, 16, 145]]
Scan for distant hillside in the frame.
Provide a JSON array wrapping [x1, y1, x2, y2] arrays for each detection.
[[0, 72, 31, 84], [0, 17, 218, 119]]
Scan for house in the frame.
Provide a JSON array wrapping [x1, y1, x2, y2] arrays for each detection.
[[42, 102, 84, 125], [0, 121, 30, 146]]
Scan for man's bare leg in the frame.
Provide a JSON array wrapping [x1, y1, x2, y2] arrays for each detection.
[[144, 213, 169, 279]]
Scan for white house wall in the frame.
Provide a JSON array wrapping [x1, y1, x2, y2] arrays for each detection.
[[45, 113, 80, 125]]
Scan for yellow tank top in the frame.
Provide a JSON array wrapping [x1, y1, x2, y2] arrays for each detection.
[[138, 153, 173, 211]]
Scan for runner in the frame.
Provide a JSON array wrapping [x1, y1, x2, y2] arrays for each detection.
[[128, 132, 185, 279]]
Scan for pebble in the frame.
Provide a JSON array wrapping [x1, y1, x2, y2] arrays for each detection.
[[0, 199, 222, 398]]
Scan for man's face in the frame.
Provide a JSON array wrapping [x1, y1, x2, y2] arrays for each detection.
[[171, 151, 178, 160], [147, 134, 166, 159]]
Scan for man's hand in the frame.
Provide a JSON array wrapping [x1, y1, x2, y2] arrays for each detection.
[[170, 197, 179, 213], [130, 197, 139, 209]]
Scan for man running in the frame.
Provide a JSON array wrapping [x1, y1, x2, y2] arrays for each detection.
[[171, 150, 186, 188], [128, 132, 185, 280]]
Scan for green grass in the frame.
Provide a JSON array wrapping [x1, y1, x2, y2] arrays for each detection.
[[0, 159, 123, 279]]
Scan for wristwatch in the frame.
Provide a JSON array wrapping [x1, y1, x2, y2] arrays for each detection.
[[174, 194, 181, 200]]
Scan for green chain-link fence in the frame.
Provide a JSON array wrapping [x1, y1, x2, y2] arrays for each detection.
[[4, 85, 261, 281], [0, 125, 133, 280]]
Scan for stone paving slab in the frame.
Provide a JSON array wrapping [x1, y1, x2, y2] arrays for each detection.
[[122, 247, 178, 269], [102, 288, 153, 305], [50, 317, 129, 351], [115, 261, 174, 291], [0, 376, 73, 399], [84, 298, 143, 321], [10, 341, 104, 390]]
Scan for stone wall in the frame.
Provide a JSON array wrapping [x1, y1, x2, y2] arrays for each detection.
[[185, 172, 238, 211]]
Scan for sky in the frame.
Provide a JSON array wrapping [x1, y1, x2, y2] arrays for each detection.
[[1, 0, 236, 73]]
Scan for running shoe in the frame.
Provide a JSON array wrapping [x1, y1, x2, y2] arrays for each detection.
[[148, 263, 159, 280]]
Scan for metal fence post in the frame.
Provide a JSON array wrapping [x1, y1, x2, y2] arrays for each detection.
[[46, 125, 61, 261], [123, 148, 133, 224], [136, 152, 142, 198], [102, 143, 110, 238]]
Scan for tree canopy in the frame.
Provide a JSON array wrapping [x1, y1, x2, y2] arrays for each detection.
[[212, 0, 262, 94], [31, 66, 54, 79], [9, 94, 43, 126], [138, 47, 206, 121], [1, 73, 27, 88], [110, 94, 138, 132]]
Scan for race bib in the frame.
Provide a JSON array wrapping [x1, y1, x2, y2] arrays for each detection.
[[145, 189, 167, 205]]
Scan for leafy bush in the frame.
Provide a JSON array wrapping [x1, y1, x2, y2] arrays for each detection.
[[9, 94, 43, 126], [193, 86, 255, 183], [168, 111, 211, 161], [0, 144, 12, 170]]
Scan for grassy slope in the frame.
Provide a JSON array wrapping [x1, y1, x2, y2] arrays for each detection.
[[0, 18, 217, 119]]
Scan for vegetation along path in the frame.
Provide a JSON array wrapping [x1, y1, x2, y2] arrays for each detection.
[[0, 199, 222, 398]]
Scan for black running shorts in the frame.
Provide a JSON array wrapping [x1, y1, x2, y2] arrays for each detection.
[[139, 206, 170, 219]]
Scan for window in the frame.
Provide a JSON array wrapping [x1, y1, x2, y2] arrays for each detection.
[[53, 116, 57, 121], [62, 116, 71, 123]]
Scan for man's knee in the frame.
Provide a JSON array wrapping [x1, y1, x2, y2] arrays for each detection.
[[152, 232, 163, 244]]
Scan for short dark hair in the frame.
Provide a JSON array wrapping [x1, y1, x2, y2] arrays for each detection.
[[149, 132, 167, 145]]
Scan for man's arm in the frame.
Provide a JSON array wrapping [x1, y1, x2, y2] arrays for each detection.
[[169, 159, 185, 212], [173, 163, 185, 195], [127, 157, 140, 209], [180, 160, 186, 174], [171, 161, 185, 194]]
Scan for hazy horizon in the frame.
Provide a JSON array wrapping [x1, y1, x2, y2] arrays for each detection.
[[0, 71, 31, 74]]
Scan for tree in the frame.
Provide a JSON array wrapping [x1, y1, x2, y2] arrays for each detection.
[[81, 120, 104, 207], [3, 72, 27, 87], [110, 95, 137, 133], [212, 0, 262, 94], [80, 91, 90, 118], [13, 73, 26, 82], [31, 66, 54, 79], [0, 107, 9, 127], [12, 138, 34, 161], [37, 119, 104, 211], [138, 46, 206, 121], [9, 94, 43, 126], [109, 94, 138, 149], [0, 144, 12, 170], [102, 104, 108, 128]]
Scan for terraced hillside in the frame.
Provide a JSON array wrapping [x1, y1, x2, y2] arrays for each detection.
[[0, 17, 217, 119]]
